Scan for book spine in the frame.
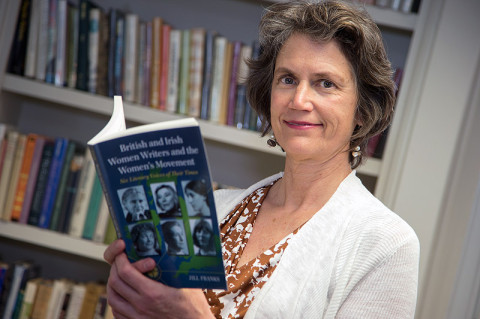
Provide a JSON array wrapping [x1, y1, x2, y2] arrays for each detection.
[[142, 21, 152, 106], [124, 13, 139, 102], [165, 29, 181, 113], [149, 17, 162, 108], [35, 0, 49, 81], [66, 3, 78, 88], [10, 134, 39, 221], [45, 0, 58, 84], [158, 24, 171, 110], [219, 42, 233, 125], [38, 137, 69, 228], [226, 41, 242, 126], [48, 141, 79, 230], [27, 141, 54, 226], [96, 9, 109, 97], [233, 45, 252, 129], [24, 0, 39, 78], [87, 7, 100, 94], [7, 0, 31, 76], [54, 0, 67, 87], [106, 8, 118, 97], [18, 137, 47, 224], [113, 13, 125, 96], [177, 29, 191, 115], [81, 173, 103, 240], [67, 149, 96, 237], [75, 0, 90, 91], [200, 31, 216, 120], [135, 22, 146, 105], [2, 134, 27, 222], [209, 36, 227, 123], [188, 28, 206, 118], [92, 195, 109, 243]]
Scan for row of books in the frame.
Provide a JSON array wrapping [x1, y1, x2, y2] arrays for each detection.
[[7, 0, 261, 131], [354, 0, 422, 13], [0, 124, 116, 246], [0, 260, 111, 319]]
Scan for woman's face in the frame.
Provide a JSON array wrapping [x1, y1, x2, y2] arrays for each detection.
[[195, 226, 211, 249], [270, 33, 358, 167], [137, 229, 155, 252], [125, 192, 146, 215], [169, 225, 185, 249], [185, 189, 206, 212], [157, 187, 175, 211]]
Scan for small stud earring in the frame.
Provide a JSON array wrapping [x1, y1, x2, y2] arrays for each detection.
[[267, 135, 277, 147], [352, 145, 361, 157]]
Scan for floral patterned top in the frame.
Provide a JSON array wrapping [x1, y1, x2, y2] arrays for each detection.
[[204, 182, 301, 318]]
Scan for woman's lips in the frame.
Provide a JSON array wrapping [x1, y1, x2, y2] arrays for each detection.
[[284, 120, 322, 129]]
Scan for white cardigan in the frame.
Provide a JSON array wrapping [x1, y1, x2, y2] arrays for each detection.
[[213, 171, 419, 319]]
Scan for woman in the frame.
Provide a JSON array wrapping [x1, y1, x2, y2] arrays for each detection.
[[192, 219, 216, 256], [162, 220, 189, 256], [184, 180, 210, 217], [155, 184, 182, 218], [104, 1, 419, 318], [121, 187, 152, 223], [130, 223, 161, 257]]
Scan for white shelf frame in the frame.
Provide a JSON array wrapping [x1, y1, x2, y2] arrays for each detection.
[[0, 220, 106, 261]]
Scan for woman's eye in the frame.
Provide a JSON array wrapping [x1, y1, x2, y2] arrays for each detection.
[[321, 79, 334, 88], [281, 76, 295, 85]]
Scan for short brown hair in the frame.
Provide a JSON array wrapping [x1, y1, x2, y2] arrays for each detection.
[[246, 0, 395, 168]]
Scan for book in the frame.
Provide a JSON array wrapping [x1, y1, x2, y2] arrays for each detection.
[[57, 153, 85, 232], [77, 282, 105, 319], [66, 3, 78, 88], [92, 195, 109, 243], [45, 0, 58, 84], [49, 141, 84, 231], [54, 0, 67, 87], [34, 0, 49, 81], [44, 279, 73, 319], [38, 137, 70, 228], [220, 42, 234, 125], [177, 29, 190, 115], [233, 45, 252, 129], [17, 278, 41, 319], [141, 21, 152, 106], [87, 7, 102, 94], [159, 24, 171, 111], [2, 134, 27, 222], [0, 131, 20, 219], [24, 0, 39, 78], [64, 283, 86, 319], [165, 29, 181, 113], [67, 149, 97, 237], [30, 279, 53, 319], [76, 0, 94, 91], [209, 36, 228, 124], [226, 41, 242, 126], [87, 96, 226, 289], [81, 173, 103, 240], [10, 133, 42, 221], [135, 21, 146, 105], [200, 30, 217, 120], [27, 140, 55, 226], [123, 13, 139, 102], [149, 17, 163, 108], [188, 28, 206, 118], [7, 0, 31, 76]]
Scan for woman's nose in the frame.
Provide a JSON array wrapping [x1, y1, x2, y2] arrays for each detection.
[[290, 81, 314, 111]]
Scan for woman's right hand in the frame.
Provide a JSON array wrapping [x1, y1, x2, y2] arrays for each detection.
[[103, 239, 214, 319]]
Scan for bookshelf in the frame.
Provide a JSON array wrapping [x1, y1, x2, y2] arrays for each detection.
[[8, 0, 471, 317]]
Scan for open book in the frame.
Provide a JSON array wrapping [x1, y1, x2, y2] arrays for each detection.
[[88, 96, 226, 289]]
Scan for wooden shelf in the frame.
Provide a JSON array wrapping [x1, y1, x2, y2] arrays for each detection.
[[1, 74, 383, 177], [0, 221, 106, 262]]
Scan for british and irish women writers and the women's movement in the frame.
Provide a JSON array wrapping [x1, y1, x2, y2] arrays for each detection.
[[104, 1, 420, 318]]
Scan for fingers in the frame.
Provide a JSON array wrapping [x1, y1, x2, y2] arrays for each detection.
[[104, 239, 125, 265]]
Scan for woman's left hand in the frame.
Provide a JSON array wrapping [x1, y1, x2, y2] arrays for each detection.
[[104, 239, 214, 319]]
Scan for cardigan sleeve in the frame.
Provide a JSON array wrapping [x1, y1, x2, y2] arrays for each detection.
[[335, 235, 420, 318]]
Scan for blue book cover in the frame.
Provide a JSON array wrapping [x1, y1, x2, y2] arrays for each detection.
[[38, 137, 69, 228], [88, 97, 227, 289]]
